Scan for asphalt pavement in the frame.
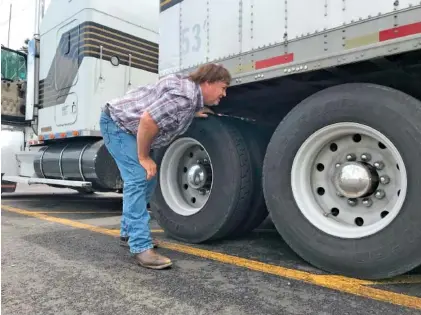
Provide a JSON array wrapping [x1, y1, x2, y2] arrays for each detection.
[[1, 184, 421, 315]]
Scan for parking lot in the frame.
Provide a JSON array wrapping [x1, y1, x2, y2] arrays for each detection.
[[2, 185, 421, 315]]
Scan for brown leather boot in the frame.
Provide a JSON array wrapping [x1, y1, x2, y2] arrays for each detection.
[[134, 249, 172, 269]]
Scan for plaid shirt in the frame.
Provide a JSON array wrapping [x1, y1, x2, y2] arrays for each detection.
[[105, 74, 204, 148]]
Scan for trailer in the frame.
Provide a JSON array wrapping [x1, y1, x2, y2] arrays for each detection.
[[153, 0, 421, 280], [2, 0, 421, 280]]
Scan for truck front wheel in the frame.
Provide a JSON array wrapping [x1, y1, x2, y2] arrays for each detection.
[[263, 83, 421, 279]]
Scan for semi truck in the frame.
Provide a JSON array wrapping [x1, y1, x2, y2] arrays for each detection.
[[1, 0, 421, 280]]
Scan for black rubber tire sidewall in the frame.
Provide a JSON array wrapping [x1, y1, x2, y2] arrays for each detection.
[[226, 118, 270, 236], [263, 83, 421, 279], [151, 116, 253, 243]]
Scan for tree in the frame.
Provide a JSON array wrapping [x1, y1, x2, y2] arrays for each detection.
[[1, 46, 27, 81], [19, 38, 30, 54]]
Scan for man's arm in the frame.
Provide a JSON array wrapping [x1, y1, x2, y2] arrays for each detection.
[[136, 85, 192, 178], [136, 111, 159, 180], [137, 111, 159, 160]]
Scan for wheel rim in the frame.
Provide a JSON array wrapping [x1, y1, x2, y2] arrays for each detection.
[[291, 122, 407, 239], [160, 137, 213, 216]]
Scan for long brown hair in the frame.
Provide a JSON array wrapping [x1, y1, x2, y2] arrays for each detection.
[[188, 64, 231, 85]]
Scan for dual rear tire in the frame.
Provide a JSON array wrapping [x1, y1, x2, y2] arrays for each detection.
[[151, 83, 421, 279], [150, 116, 269, 243]]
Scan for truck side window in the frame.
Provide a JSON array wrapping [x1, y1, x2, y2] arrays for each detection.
[[64, 32, 71, 55]]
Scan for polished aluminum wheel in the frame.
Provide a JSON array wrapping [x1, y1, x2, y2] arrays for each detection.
[[159, 138, 213, 216], [291, 122, 407, 238]]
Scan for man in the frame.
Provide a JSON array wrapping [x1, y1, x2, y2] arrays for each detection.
[[99, 63, 231, 270]]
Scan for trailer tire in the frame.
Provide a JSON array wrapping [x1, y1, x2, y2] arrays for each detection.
[[263, 83, 421, 279], [150, 116, 253, 243], [226, 118, 270, 236]]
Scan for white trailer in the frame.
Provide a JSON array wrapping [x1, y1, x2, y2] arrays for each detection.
[[2, 0, 421, 280], [151, 0, 421, 280]]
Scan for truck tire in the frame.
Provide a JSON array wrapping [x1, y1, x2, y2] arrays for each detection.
[[226, 117, 270, 236], [263, 83, 421, 279], [1, 174, 16, 194], [150, 116, 253, 243]]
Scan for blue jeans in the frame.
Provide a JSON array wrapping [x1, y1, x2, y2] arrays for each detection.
[[99, 111, 157, 254]]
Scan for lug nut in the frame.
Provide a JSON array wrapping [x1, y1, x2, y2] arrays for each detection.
[[362, 198, 373, 207], [346, 154, 356, 161], [361, 153, 371, 162], [335, 163, 341, 168], [375, 190, 385, 199], [374, 161, 385, 170], [336, 191, 344, 197], [347, 198, 357, 206], [380, 175, 390, 184]]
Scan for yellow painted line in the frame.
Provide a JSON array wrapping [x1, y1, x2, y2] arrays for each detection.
[[1, 206, 165, 234], [372, 275, 421, 285], [32, 211, 122, 214], [103, 228, 164, 234], [160, 242, 421, 310], [2, 204, 421, 310], [3, 205, 119, 236]]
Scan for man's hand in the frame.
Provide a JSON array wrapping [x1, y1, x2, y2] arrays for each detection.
[[195, 107, 215, 118], [139, 156, 157, 180]]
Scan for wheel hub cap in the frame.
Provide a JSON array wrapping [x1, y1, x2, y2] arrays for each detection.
[[333, 161, 378, 198], [187, 164, 207, 189]]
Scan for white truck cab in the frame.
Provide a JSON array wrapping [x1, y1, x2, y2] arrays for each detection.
[[2, 0, 159, 192]]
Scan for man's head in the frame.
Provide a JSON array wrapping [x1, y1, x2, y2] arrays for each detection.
[[188, 64, 231, 106]]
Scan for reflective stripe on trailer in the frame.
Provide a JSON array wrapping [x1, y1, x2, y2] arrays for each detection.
[[253, 21, 421, 71], [344, 21, 421, 49]]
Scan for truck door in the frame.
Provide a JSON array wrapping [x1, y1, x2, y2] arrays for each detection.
[[53, 19, 81, 127]]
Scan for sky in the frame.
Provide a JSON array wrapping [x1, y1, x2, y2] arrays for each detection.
[[0, 0, 51, 50], [1, 0, 46, 150]]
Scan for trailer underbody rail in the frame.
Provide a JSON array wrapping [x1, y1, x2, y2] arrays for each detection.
[[2, 176, 92, 188]]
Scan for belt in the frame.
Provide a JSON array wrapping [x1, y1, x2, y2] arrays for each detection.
[[103, 103, 111, 117], [102, 103, 132, 134]]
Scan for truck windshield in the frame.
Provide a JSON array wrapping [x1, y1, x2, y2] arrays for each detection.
[[1, 47, 27, 81]]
